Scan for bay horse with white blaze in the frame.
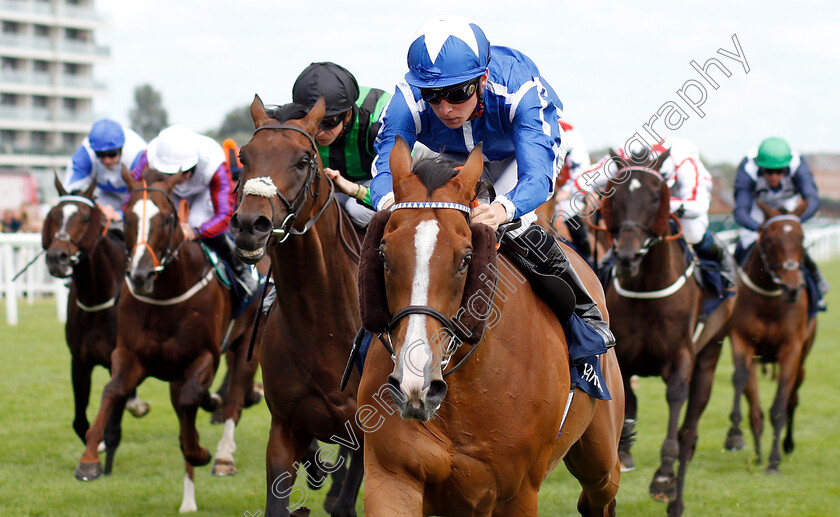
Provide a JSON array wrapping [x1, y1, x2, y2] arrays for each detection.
[[229, 95, 364, 517], [724, 201, 817, 473], [42, 174, 149, 473], [595, 150, 736, 517], [358, 137, 624, 516], [73, 167, 262, 512]]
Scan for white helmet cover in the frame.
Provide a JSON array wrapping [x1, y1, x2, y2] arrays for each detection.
[[147, 124, 200, 174]]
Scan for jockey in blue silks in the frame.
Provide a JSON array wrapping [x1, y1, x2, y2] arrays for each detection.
[[369, 15, 615, 351]]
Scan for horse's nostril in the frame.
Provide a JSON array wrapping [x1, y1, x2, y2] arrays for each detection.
[[229, 214, 241, 232], [427, 380, 448, 404], [254, 217, 273, 235], [386, 375, 405, 405]]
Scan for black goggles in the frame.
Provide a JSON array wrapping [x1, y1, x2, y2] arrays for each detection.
[[95, 149, 121, 158], [420, 79, 478, 105], [318, 110, 349, 131]]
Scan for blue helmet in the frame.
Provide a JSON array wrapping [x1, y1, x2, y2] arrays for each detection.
[[405, 15, 490, 89], [88, 119, 125, 152]]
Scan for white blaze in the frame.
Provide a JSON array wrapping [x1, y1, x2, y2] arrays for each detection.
[[60, 204, 79, 234], [400, 220, 439, 395], [130, 200, 159, 273]]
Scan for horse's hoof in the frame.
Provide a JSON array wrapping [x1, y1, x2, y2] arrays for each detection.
[[724, 429, 745, 451], [211, 458, 238, 476], [649, 475, 677, 503], [179, 500, 198, 513], [74, 461, 104, 481], [290, 507, 311, 517], [126, 399, 151, 418], [783, 437, 795, 454], [618, 450, 635, 471], [765, 466, 781, 475]]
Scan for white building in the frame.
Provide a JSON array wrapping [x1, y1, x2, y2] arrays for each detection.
[[0, 0, 108, 198]]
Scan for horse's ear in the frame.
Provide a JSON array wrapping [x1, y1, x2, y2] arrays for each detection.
[[390, 135, 413, 201], [250, 94, 272, 129], [162, 171, 184, 193], [300, 97, 326, 135], [756, 199, 780, 220], [452, 143, 484, 203], [82, 174, 97, 200], [792, 198, 809, 218], [652, 147, 672, 172], [121, 164, 140, 191], [54, 170, 69, 197]]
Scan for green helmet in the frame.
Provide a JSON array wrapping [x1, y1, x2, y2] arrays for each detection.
[[756, 137, 792, 169]]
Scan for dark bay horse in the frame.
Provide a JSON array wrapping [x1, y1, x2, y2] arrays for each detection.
[[596, 151, 736, 517], [358, 137, 624, 516], [724, 201, 817, 473], [73, 168, 262, 512], [229, 95, 364, 517], [42, 175, 149, 473]]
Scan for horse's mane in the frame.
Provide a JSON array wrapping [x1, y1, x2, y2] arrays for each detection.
[[412, 156, 462, 196], [268, 102, 309, 123]]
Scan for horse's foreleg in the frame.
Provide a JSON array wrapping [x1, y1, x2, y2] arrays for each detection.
[[211, 338, 255, 476], [363, 468, 425, 517], [329, 446, 363, 517], [725, 332, 752, 452], [75, 348, 144, 481], [650, 349, 692, 504], [744, 360, 763, 463], [668, 339, 722, 517], [179, 461, 197, 513], [102, 393, 128, 475], [783, 360, 806, 455], [171, 352, 217, 469], [767, 346, 803, 473], [265, 422, 312, 517], [70, 358, 93, 444], [619, 373, 638, 471]]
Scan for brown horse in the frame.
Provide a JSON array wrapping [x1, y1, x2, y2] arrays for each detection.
[[357, 137, 623, 516], [229, 95, 364, 517], [73, 168, 262, 512], [596, 151, 736, 517], [42, 175, 149, 474], [724, 201, 817, 473]]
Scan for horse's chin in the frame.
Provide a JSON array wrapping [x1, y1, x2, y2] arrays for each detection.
[[46, 262, 73, 279], [399, 405, 437, 422], [616, 263, 641, 279], [234, 246, 265, 265]]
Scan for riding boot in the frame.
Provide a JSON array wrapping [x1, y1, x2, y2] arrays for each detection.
[[694, 231, 736, 290], [566, 215, 593, 266], [207, 233, 259, 298], [505, 224, 616, 348], [803, 251, 830, 300]]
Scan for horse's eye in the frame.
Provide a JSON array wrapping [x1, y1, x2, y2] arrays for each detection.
[[297, 156, 311, 170], [82, 215, 91, 223], [378, 249, 389, 271], [459, 253, 472, 272]]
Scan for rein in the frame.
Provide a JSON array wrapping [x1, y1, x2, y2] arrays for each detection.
[[380, 201, 490, 377]]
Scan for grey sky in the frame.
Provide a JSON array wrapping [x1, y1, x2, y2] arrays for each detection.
[[95, 0, 840, 164]]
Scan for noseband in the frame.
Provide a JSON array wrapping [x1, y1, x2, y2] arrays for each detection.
[[243, 124, 334, 244]]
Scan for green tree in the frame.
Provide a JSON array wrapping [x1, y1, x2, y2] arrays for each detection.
[[129, 84, 169, 141], [210, 103, 253, 145]]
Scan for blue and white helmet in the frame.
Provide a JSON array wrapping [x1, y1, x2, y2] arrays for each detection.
[[88, 119, 125, 152], [405, 15, 490, 89]]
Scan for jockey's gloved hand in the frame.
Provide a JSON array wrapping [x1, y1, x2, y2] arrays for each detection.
[[674, 204, 686, 217]]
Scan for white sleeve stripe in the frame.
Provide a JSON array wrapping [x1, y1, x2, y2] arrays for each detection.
[[396, 80, 422, 134]]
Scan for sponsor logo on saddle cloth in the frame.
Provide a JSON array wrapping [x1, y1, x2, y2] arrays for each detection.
[[565, 313, 611, 401]]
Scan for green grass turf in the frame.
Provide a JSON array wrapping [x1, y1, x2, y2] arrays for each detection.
[[1, 261, 839, 516]]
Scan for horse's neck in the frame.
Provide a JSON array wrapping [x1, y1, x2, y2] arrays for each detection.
[[72, 233, 124, 304], [624, 239, 686, 291], [270, 197, 359, 312], [151, 241, 208, 297], [744, 240, 780, 290]]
